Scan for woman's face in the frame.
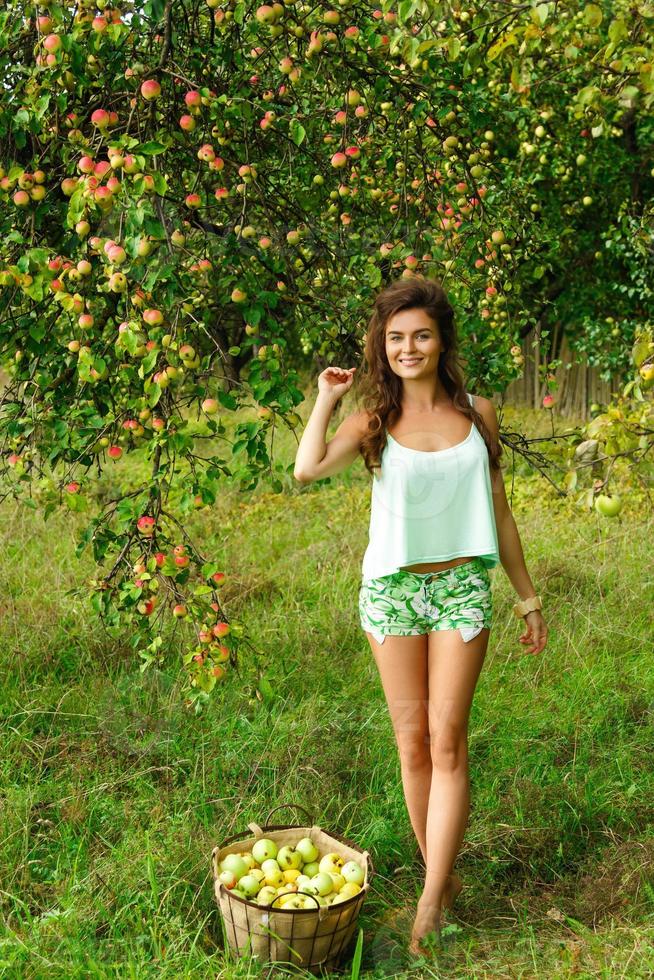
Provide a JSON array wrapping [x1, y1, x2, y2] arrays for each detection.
[[384, 308, 443, 377]]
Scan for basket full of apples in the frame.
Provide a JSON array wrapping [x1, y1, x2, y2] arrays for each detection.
[[211, 803, 373, 972]]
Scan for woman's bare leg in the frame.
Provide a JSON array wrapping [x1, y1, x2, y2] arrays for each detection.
[[410, 627, 490, 953], [364, 631, 432, 865]]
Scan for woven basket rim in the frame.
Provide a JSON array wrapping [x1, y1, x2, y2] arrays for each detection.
[[215, 821, 374, 875]]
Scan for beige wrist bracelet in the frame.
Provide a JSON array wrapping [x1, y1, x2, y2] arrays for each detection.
[[513, 595, 543, 618]]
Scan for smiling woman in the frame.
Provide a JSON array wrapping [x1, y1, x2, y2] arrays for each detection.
[[293, 273, 548, 956]]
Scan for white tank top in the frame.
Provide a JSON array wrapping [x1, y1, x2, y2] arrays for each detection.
[[361, 392, 500, 584]]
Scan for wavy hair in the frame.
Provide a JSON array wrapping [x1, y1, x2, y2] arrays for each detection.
[[353, 274, 503, 478]]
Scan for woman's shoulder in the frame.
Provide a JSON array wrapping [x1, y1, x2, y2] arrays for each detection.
[[468, 392, 493, 411], [468, 394, 499, 436]]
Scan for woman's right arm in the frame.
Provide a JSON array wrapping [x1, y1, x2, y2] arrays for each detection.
[[293, 367, 366, 483]]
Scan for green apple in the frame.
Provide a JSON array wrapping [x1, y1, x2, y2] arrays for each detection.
[[295, 893, 324, 909], [594, 494, 622, 517], [302, 861, 319, 877], [256, 885, 278, 905], [260, 858, 281, 875], [252, 838, 278, 864], [238, 851, 256, 872], [305, 872, 334, 897], [275, 890, 306, 909], [295, 837, 319, 863], [262, 866, 285, 888], [237, 874, 262, 899], [341, 860, 365, 885], [220, 854, 249, 880], [277, 845, 303, 871], [328, 872, 345, 892]]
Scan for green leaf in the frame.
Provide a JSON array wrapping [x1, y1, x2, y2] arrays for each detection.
[[398, 0, 419, 21], [289, 118, 306, 146], [244, 305, 263, 326], [218, 390, 238, 410], [193, 584, 213, 597], [446, 36, 461, 62], [531, 3, 550, 26], [148, 382, 162, 408], [123, 329, 139, 356], [136, 141, 168, 155], [487, 32, 518, 62], [153, 172, 168, 195]]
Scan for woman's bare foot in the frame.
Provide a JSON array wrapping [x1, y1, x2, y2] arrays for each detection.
[[408, 898, 441, 957], [408, 874, 463, 957]]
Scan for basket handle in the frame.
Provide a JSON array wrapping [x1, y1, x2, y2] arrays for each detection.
[[263, 802, 314, 826], [267, 890, 329, 920]]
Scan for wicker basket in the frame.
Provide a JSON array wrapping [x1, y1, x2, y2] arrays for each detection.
[[212, 803, 374, 972]]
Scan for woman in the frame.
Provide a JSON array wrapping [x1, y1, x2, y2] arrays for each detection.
[[294, 275, 548, 956]]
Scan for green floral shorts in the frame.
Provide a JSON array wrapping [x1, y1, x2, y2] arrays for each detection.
[[359, 556, 493, 645]]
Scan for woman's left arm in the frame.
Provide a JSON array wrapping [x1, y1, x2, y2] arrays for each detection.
[[476, 397, 548, 656]]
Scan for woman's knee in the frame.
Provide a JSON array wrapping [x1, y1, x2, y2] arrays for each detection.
[[396, 732, 431, 771], [429, 726, 467, 772]]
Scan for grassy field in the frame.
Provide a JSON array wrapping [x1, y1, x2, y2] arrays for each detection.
[[1, 396, 653, 978]]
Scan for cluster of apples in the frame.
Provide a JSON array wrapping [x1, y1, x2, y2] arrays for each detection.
[[218, 837, 365, 911]]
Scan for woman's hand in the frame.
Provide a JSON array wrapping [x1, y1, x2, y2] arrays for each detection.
[[518, 610, 548, 655], [317, 366, 357, 401]]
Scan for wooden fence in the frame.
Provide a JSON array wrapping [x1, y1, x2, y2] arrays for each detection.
[[501, 325, 627, 420]]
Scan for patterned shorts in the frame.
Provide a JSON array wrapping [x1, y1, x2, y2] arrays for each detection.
[[359, 556, 493, 645]]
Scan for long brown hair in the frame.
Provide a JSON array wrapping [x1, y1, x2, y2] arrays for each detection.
[[353, 274, 503, 478]]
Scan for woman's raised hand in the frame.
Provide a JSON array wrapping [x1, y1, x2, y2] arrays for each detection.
[[317, 366, 357, 401]]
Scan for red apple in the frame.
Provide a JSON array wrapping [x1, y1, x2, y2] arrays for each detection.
[[43, 33, 62, 53], [91, 109, 110, 128], [78, 155, 95, 174], [143, 308, 163, 325], [107, 244, 126, 264], [137, 515, 156, 536], [140, 79, 161, 100]]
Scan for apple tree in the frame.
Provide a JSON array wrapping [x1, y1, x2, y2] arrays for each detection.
[[0, 0, 652, 704]]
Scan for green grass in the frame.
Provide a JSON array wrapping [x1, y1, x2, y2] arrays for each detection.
[[1, 401, 653, 978]]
